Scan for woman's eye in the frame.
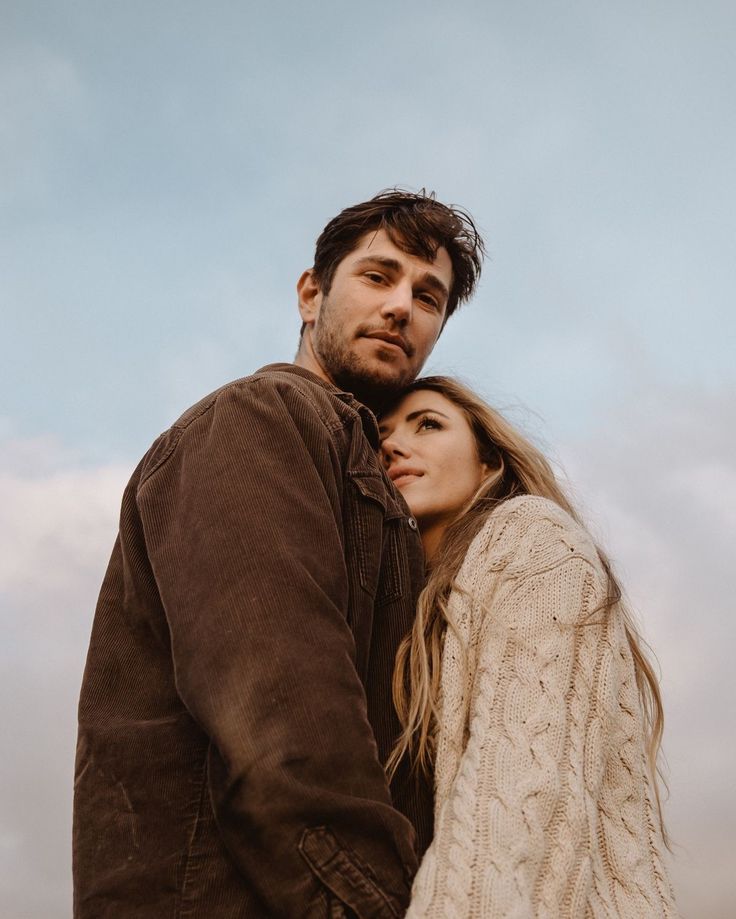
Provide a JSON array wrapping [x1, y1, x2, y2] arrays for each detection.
[[418, 416, 442, 431]]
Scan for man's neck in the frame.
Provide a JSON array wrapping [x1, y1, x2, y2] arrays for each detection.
[[294, 339, 333, 386], [294, 335, 400, 415]]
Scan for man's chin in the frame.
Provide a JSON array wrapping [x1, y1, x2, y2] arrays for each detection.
[[331, 363, 415, 412]]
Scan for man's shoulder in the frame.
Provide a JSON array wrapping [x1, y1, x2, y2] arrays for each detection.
[[138, 364, 359, 485], [170, 363, 346, 429]]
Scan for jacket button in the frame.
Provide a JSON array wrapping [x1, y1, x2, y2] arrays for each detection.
[[407, 516, 418, 530]]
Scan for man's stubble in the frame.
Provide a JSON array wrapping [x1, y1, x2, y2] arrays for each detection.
[[312, 295, 420, 412]]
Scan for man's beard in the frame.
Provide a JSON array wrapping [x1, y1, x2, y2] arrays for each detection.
[[312, 299, 416, 412]]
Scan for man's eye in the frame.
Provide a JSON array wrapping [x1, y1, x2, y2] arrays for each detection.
[[416, 292, 439, 309], [365, 272, 386, 284]]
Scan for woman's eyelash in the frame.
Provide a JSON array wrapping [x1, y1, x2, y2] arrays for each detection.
[[417, 415, 442, 431]]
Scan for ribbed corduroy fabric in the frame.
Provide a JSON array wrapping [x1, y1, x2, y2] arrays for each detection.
[[408, 496, 678, 918], [73, 364, 433, 918]]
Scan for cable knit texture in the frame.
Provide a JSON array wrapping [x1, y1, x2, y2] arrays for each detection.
[[407, 496, 677, 918]]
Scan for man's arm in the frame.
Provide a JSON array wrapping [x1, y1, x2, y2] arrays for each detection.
[[137, 378, 416, 916]]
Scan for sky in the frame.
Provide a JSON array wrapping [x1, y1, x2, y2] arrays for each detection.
[[2, 1, 735, 915]]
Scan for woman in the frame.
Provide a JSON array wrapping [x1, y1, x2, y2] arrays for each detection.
[[378, 377, 677, 918]]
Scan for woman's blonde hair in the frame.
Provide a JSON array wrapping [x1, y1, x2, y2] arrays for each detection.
[[384, 376, 668, 843]]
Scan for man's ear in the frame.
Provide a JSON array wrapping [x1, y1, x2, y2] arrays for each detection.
[[297, 269, 322, 327]]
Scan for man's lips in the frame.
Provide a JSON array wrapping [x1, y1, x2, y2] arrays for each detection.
[[362, 330, 411, 355]]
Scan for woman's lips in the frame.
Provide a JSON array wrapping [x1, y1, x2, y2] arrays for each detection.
[[389, 468, 423, 487], [393, 473, 421, 487]]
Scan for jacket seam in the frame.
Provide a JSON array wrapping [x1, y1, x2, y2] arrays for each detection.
[[174, 751, 210, 918]]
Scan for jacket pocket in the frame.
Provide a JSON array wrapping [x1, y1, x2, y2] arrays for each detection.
[[345, 474, 388, 597], [304, 885, 353, 919], [299, 827, 402, 918], [347, 472, 408, 607], [375, 519, 406, 609]]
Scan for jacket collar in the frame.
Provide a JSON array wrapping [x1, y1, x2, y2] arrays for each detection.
[[255, 362, 381, 449]]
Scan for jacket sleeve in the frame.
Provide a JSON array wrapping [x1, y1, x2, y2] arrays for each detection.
[[407, 518, 617, 918], [137, 379, 416, 917]]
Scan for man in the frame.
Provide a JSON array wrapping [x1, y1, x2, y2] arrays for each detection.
[[73, 190, 484, 917]]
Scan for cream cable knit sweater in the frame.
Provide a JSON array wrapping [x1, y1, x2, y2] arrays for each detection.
[[407, 496, 677, 918]]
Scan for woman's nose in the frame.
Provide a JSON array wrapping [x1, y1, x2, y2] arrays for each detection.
[[381, 436, 408, 466]]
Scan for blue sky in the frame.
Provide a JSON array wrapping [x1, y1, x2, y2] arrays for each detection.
[[5, 0, 734, 456], [2, 2, 735, 915]]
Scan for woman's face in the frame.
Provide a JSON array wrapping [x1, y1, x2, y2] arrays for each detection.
[[379, 389, 489, 532]]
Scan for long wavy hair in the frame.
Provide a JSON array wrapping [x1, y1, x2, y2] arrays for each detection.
[[383, 376, 668, 844]]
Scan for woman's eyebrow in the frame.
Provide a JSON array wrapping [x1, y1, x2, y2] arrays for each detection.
[[404, 409, 450, 422]]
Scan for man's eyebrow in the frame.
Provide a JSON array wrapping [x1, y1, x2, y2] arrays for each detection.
[[354, 255, 402, 273], [418, 272, 450, 303], [354, 256, 450, 304]]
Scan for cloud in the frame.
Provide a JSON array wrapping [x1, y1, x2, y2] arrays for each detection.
[[3, 377, 735, 916], [0, 430, 129, 917], [558, 382, 736, 917], [4, 378, 735, 916]]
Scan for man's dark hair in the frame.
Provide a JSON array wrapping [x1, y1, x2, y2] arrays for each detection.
[[312, 188, 485, 319]]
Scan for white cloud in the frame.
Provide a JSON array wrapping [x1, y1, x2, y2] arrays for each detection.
[[4, 379, 735, 915], [3, 377, 735, 916], [559, 383, 736, 917], [0, 431, 129, 668], [0, 433, 129, 917]]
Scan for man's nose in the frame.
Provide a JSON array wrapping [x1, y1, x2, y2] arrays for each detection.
[[379, 280, 413, 324]]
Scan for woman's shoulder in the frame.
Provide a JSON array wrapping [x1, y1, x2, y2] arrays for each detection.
[[463, 494, 602, 577], [452, 496, 610, 630]]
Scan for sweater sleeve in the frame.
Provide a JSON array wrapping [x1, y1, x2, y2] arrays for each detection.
[[407, 514, 617, 918]]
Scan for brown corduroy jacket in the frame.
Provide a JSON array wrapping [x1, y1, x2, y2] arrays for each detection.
[[73, 363, 433, 918]]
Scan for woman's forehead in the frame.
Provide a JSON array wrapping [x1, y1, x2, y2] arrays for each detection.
[[396, 389, 454, 415]]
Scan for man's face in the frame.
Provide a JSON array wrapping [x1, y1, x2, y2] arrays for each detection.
[[297, 229, 453, 407]]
